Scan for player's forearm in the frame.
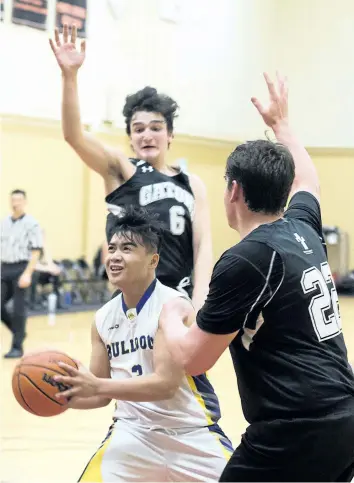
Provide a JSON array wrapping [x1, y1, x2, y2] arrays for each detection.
[[61, 73, 84, 146], [24, 250, 41, 276], [192, 241, 213, 312], [161, 314, 224, 376], [272, 121, 320, 196], [97, 375, 177, 402], [68, 395, 111, 410], [160, 307, 197, 373]]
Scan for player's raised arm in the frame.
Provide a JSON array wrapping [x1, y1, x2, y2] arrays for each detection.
[[251, 72, 320, 201], [49, 24, 135, 195]]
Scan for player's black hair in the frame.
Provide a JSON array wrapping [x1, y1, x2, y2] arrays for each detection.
[[11, 189, 26, 198], [108, 205, 164, 254], [123, 86, 179, 136], [225, 140, 295, 215]]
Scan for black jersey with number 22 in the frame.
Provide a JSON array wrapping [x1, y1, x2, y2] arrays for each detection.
[[105, 159, 195, 297], [197, 191, 354, 423]]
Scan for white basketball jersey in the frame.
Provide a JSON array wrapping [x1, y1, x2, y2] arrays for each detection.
[[95, 279, 221, 429]]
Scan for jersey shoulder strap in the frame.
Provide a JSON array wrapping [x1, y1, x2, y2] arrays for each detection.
[[95, 295, 122, 339], [132, 159, 155, 173]]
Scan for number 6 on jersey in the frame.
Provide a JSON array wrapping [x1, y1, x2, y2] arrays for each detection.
[[169, 206, 185, 235]]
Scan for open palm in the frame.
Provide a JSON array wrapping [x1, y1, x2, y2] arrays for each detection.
[[49, 24, 86, 74], [251, 72, 289, 128]]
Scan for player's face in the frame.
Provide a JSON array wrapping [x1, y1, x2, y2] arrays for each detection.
[[10, 193, 26, 213], [105, 233, 159, 288], [129, 111, 173, 165]]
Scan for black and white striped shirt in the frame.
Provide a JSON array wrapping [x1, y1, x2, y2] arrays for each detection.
[[0, 214, 43, 263]]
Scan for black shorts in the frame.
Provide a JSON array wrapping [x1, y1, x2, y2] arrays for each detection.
[[220, 401, 354, 482]]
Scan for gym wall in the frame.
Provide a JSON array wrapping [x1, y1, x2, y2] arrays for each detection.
[[1, 0, 353, 267], [1, 116, 353, 268]]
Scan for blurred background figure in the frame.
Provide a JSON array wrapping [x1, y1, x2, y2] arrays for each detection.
[[28, 229, 62, 310], [93, 240, 108, 282], [1, 190, 43, 358]]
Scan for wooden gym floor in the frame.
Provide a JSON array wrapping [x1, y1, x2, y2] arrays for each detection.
[[1, 297, 353, 483]]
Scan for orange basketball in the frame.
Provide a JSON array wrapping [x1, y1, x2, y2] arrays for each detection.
[[12, 350, 78, 417]]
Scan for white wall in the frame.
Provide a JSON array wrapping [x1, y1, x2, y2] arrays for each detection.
[[0, 0, 108, 124], [0, 0, 353, 146], [0, 0, 275, 140], [273, 0, 354, 147], [104, 0, 277, 141]]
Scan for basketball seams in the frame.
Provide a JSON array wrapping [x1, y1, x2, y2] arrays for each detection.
[[18, 364, 73, 376], [16, 370, 39, 416], [19, 372, 66, 407], [21, 351, 78, 369]]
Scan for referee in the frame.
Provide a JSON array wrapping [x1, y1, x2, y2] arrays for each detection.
[[1, 190, 43, 358]]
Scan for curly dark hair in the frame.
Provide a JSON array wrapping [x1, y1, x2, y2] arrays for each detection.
[[122, 86, 179, 136], [108, 205, 165, 254]]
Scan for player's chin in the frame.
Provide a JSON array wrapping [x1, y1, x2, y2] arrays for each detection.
[[140, 148, 159, 163], [107, 269, 124, 285]]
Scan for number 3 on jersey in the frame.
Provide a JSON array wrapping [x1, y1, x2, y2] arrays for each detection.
[[132, 364, 143, 376], [169, 206, 185, 235], [301, 262, 341, 341]]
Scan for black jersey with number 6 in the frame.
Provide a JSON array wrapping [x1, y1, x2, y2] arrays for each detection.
[[197, 191, 354, 424], [105, 159, 195, 297]]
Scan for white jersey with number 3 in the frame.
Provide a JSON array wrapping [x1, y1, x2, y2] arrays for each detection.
[[95, 279, 221, 429]]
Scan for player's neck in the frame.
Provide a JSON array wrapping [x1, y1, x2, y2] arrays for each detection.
[[158, 165, 177, 176], [148, 157, 175, 175], [12, 210, 25, 219], [238, 213, 281, 240], [121, 276, 156, 309]]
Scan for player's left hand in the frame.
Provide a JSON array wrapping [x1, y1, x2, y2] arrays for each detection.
[[18, 272, 32, 288], [54, 362, 99, 399]]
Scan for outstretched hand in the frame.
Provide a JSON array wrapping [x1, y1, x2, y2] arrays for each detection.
[[49, 24, 86, 75], [251, 72, 289, 129]]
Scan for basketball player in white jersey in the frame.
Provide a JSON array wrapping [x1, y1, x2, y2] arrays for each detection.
[[54, 205, 233, 482]]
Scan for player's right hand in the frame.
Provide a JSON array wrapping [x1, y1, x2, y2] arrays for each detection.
[[49, 24, 86, 75]]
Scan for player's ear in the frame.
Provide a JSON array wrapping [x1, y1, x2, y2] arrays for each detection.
[[230, 180, 239, 203], [150, 253, 159, 269]]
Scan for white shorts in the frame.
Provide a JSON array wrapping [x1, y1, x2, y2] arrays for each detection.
[[79, 419, 233, 482]]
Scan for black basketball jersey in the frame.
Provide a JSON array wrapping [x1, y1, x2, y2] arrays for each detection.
[[197, 191, 354, 424], [105, 159, 195, 297]]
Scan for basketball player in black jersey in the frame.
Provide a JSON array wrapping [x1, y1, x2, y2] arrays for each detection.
[[160, 72, 354, 482], [49, 25, 212, 310]]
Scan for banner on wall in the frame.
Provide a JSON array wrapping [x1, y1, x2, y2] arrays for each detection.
[[11, 0, 48, 30], [55, 0, 87, 38]]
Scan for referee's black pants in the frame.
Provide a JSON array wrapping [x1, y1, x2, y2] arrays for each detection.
[[1, 262, 28, 350]]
